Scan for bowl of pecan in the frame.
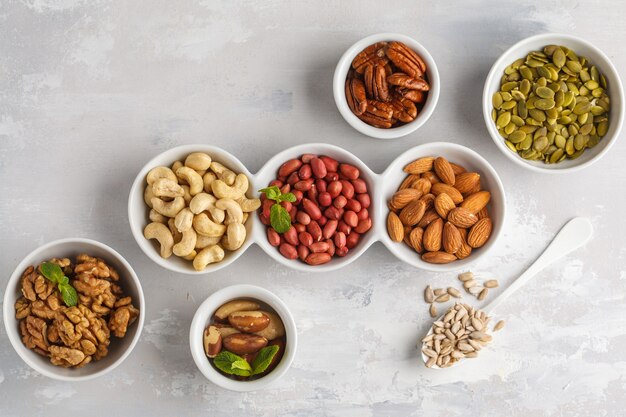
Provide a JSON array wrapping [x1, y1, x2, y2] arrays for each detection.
[[3, 238, 144, 381], [333, 33, 440, 139]]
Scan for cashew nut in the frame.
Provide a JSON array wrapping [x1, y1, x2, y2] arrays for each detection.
[[174, 207, 194, 232], [171, 160, 184, 172], [185, 152, 212, 171], [236, 196, 262, 212], [149, 209, 168, 224], [242, 212, 249, 224], [195, 169, 207, 177], [189, 193, 225, 224], [167, 218, 183, 243], [144, 185, 156, 208], [211, 174, 249, 200], [176, 167, 203, 196], [195, 234, 221, 249], [203, 172, 217, 193], [147, 166, 177, 185], [193, 213, 226, 237], [152, 196, 185, 218], [193, 245, 225, 271], [173, 227, 197, 257], [182, 250, 197, 261], [220, 223, 246, 251], [215, 198, 244, 224], [152, 178, 184, 198], [181, 185, 192, 205], [144, 222, 174, 258], [210, 162, 236, 185]]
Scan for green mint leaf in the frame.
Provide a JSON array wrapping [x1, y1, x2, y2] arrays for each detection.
[[270, 204, 291, 233], [59, 275, 69, 286], [258, 186, 281, 201], [251, 345, 280, 376], [213, 351, 252, 377], [277, 192, 296, 203], [40, 262, 64, 284], [59, 283, 78, 307]]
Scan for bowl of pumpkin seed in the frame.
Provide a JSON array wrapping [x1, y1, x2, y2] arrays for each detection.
[[483, 33, 624, 173]]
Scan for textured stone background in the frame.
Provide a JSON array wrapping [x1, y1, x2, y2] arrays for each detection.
[[1, 1, 625, 416]]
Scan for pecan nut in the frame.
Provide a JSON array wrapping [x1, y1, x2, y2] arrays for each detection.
[[387, 73, 430, 91], [352, 41, 388, 73], [345, 75, 367, 116], [390, 97, 419, 123], [364, 64, 390, 102], [397, 87, 426, 103], [386, 41, 427, 78]]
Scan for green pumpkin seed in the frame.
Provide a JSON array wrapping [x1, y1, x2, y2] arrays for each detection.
[[493, 92, 503, 109], [533, 136, 549, 152], [573, 102, 592, 115], [501, 100, 517, 110], [529, 109, 546, 122], [555, 134, 566, 148], [535, 99, 555, 110], [511, 90, 526, 101], [520, 66, 533, 80], [511, 115, 525, 126], [573, 134, 585, 150], [587, 136, 599, 148], [518, 101, 528, 119], [566, 60, 582, 73], [501, 81, 518, 92], [552, 48, 566, 68], [565, 137, 575, 155], [549, 148, 564, 163], [519, 135, 533, 150], [579, 123, 593, 135], [504, 122, 516, 135], [505, 140, 517, 152], [597, 121, 608, 136], [496, 112, 511, 128], [536, 86, 555, 99], [508, 130, 526, 143]]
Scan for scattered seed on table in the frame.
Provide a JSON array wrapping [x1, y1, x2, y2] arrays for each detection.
[[484, 279, 499, 288], [493, 320, 506, 331], [458, 272, 474, 282], [478, 288, 489, 301], [424, 285, 434, 303]]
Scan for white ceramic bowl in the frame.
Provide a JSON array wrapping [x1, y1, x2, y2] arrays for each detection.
[[379, 142, 506, 272], [189, 285, 297, 391], [3, 238, 145, 381], [130, 142, 503, 273], [128, 144, 256, 275], [333, 33, 440, 139], [483, 33, 624, 173]]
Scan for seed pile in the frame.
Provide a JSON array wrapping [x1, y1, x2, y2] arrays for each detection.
[[424, 285, 461, 318], [421, 303, 505, 368], [458, 271, 499, 301]]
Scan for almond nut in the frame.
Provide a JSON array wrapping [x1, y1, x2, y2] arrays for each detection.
[[399, 174, 422, 190], [423, 218, 443, 252], [421, 171, 440, 185], [461, 191, 491, 214], [390, 188, 422, 210], [434, 193, 456, 219], [387, 211, 404, 242], [454, 172, 481, 195], [448, 207, 479, 228], [443, 222, 463, 254], [420, 193, 436, 211], [431, 183, 463, 204], [417, 208, 441, 229], [422, 251, 457, 264], [434, 157, 456, 186], [449, 162, 467, 175], [404, 157, 434, 174], [222, 333, 268, 355], [409, 227, 424, 254], [468, 218, 492, 248], [228, 310, 271, 333], [399, 199, 427, 226], [411, 178, 432, 195]]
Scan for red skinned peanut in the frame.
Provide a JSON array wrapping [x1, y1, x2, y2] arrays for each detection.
[[346, 232, 360, 249], [340, 180, 355, 199], [301, 153, 316, 163], [334, 232, 347, 248], [310, 157, 328, 179], [343, 210, 358, 228], [267, 228, 280, 246], [333, 195, 347, 209], [357, 208, 369, 221], [298, 232, 313, 247], [294, 223, 306, 233], [336, 246, 349, 257], [297, 244, 310, 261], [305, 252, 332, 265], [278, 159, 302, 177], [356, 193, 370, 209], [302, 198, 321, 220], [320, 156, 339, 172], [345, 199, 362, 212], [279, 243, 298, 259], [339, 164, 360, 180], [354, 218, 372, 233], [351, 178, 367, 194], [318, 192, 332, 207], [296, 211, 311, 225], [309, 242, 330, 253], [283, 226, 298, 246], [307, 221, 322, 242], [325, 172, 339, 182], [298, 164, 312, 180], [323, 219, 338, 239]]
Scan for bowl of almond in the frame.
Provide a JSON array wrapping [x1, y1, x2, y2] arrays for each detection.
[[381, 142, 506, 271]]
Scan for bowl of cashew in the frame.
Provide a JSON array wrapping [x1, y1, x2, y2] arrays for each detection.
[[128, 145, 261, 274]]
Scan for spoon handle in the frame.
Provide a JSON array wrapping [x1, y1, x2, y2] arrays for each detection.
[[484, 217, 593, 314]]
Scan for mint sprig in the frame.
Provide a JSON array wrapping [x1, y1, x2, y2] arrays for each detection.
[[40, 262, 78, 307], [213, 346, 280, 377], [259, 186, 296, 233]]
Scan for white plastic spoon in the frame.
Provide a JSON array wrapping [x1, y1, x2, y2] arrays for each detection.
[[421, 217, 593, 369]]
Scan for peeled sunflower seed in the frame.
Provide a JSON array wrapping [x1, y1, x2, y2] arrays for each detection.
[[493, 45, 610, 164]]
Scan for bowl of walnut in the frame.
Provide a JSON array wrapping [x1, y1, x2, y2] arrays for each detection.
[[3, 238, 144, 381], [333, 33, 440, 139]]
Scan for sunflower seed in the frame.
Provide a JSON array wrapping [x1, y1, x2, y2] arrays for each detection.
[[468, 286, 483, 296], [484, 280, 499, 288], [436, 294, 450, 303], [458, 272, 474, 282], [478, 288, 489, 301], [429, 303, 437, 318], [494, 320, 506, 332], [434, 288, 446, 297], [463, 280, 478, 289], [447, 287, 462, 298]]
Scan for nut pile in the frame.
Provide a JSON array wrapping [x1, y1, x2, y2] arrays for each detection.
[[346, 41, 430, 128], [261, 154, 372, 265], [493, 45, 610, 163], [142, 152, 261, 271], [387, 156, 493, 264], [204, 299, 285, 379], [458, 271, 499, 300], [14, 255, 139, 368], [421, 302, 504, 368]]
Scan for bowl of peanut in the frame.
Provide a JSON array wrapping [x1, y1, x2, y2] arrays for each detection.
[[3, 238, 144, 381], [333, 33, 440, 139]]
